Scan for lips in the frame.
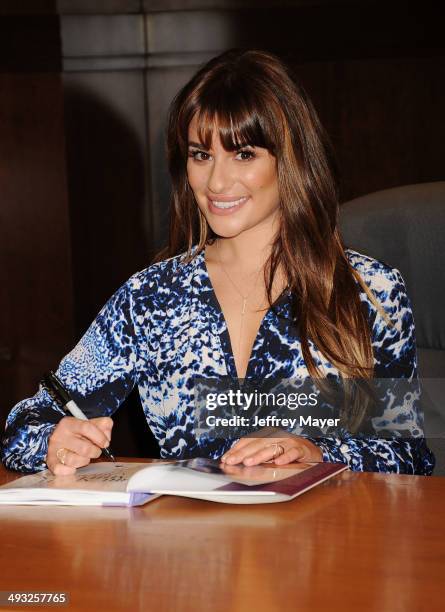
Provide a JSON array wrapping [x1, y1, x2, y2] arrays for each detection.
[[207, 196, 249, 215]]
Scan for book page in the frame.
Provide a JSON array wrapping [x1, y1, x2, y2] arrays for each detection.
[[126, 459, 320, 494], [1, 462, 149, 494], [177, 457, 316, 486]]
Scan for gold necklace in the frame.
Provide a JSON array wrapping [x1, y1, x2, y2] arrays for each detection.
[[216, 241, 264, 375]]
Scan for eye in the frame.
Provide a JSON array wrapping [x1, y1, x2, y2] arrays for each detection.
[[188, 148, 212, 162], [235, 148, 256, 161]]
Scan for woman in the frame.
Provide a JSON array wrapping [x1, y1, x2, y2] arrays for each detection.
[[1, 50, 434, 475]]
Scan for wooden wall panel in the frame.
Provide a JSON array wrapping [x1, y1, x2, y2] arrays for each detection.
[[293, 56, 445, 201], [0, 74, 73, 427], [63, 71, 151, 332], [0, 8, 73, 434]]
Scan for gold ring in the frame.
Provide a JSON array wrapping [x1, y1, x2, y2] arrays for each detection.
[[56, 447, 68, 465], [269, 443, 285, 459]]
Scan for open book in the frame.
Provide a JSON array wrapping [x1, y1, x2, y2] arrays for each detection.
[[0, 459, 347, 506]]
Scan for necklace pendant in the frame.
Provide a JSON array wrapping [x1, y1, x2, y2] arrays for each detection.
[[241, 298, 247, 315]]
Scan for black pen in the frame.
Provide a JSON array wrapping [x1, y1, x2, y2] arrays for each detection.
[[42, 370, 116, 462]]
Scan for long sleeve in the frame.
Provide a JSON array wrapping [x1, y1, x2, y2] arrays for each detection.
[[1, 279, 142, 473], [314, 266, 435, 475]]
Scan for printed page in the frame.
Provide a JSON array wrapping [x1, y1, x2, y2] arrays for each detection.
[[177, 457, 316, 486], [127, 459, 318, 493], [0, 462, 149, 495]]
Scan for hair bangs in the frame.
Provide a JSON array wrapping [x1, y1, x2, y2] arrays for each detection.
[[193, 91, 277, 154]]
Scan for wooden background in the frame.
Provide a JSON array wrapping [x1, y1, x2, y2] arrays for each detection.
[[1, 0, 444, 456]]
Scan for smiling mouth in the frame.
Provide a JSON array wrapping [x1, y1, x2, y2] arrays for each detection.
[[209, 196, 249, 209]]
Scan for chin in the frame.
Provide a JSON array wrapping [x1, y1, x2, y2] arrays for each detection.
[[206, 220, 248, 239]]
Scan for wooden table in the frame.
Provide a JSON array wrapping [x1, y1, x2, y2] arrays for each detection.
[[0, 464, 444, 612]]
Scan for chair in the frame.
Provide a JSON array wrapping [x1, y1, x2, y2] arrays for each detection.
[[339, 182, 445, 475]]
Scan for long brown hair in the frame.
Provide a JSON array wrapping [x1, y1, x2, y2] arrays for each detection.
[[159, 49, 386, 427]]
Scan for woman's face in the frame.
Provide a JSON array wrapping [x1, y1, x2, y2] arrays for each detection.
[[186, 114, 280, 240]]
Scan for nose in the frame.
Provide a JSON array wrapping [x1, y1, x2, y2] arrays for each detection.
[[207, 157, 234, 194]]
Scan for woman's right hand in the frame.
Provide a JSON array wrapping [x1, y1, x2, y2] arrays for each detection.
[[46, 416, 113, 475]]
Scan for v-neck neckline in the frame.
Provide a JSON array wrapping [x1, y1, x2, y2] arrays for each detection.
[[197, 247, 291, 382]]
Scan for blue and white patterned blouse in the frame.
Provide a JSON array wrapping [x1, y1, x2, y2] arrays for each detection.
[[1, 247, 435, 474]]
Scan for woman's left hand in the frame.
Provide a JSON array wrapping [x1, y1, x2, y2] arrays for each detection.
[[220, 433, 323, 466]]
